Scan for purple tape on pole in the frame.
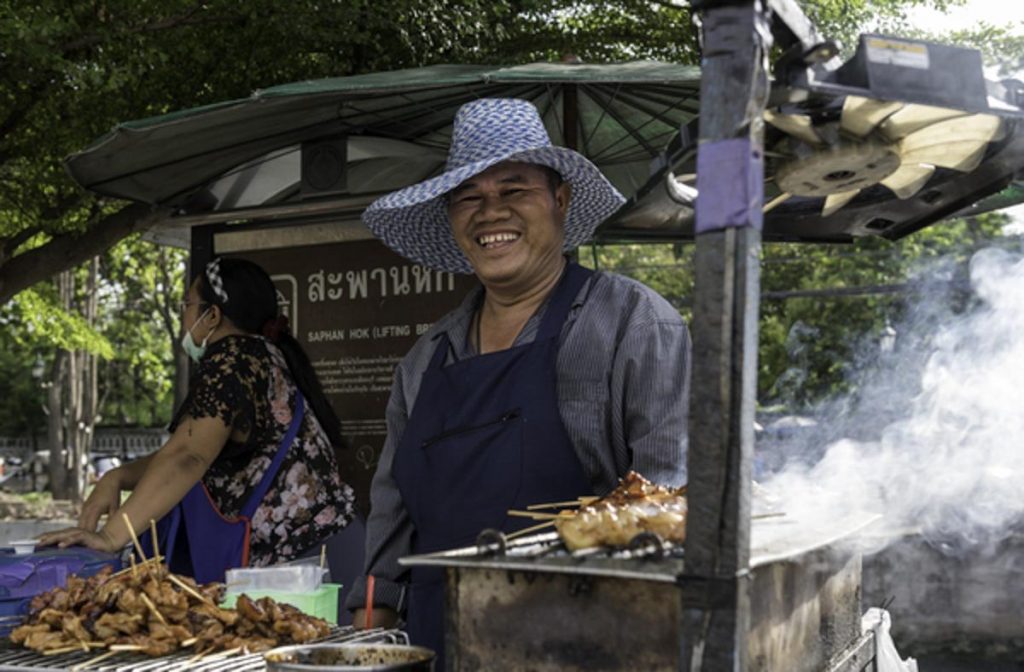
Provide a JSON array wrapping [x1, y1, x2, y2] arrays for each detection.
[[695, 138, 764, 234]]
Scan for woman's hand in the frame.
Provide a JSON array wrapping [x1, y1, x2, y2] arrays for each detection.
[[36, 527, 119, 553], [78, 469, 124, 532]]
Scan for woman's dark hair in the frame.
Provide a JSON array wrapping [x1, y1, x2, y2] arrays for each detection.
[[195, 257, 346, 451]]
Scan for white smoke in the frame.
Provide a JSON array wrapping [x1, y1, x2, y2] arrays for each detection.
[[763, 246, 1024, 555]]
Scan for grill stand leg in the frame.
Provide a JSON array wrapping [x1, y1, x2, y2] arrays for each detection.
[[681, 1, 769, 670]]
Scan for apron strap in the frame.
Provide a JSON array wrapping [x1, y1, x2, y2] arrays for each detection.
[[536, 262, 592, 341], [240, 388, 305, 519]]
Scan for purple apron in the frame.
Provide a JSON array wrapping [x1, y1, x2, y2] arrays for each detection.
[[392, 262, 594, 666], [139, 390, 304, 584]]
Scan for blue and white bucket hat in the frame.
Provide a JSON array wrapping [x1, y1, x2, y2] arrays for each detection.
[[362, 98, 626, 274]]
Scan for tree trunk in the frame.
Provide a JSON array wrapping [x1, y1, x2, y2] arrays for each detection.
[[69, 257, 101, 502], [48, 259, 102, 504], [157, 247, 190, 413], [46, 350, 68, 497]]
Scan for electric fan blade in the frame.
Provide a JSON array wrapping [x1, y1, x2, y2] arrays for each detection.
[[880, 163, 936, 199], [822, 189, 860, 217], [904, 143, 988, 172], [878, 104, 970, 141], [898, 114, 1004, 171], [841, 96, 904, 137], [764, 110, 824, 146], [763, 192, 792, 213]]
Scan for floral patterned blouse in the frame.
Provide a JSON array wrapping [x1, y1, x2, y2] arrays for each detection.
[[169, 334, 355, 565]]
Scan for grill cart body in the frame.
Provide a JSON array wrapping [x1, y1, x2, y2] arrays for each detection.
[[402, 513, 879, 671]]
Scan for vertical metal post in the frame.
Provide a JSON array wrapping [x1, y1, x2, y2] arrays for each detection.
[[563, 84, 580, 151], [682, 1, 771, 670]]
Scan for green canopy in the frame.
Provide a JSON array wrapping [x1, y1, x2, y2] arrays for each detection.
[[66, 61, 701, 210], [65, 59, 1024, 243]]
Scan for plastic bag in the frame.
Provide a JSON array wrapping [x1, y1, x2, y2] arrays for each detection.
[[863, 608, 918, 672]]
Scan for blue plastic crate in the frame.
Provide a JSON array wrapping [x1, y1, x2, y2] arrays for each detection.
[[0, 547, 122, 636]]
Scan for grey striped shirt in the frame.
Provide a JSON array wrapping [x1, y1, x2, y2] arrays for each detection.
[[345, 269, 691, 612]]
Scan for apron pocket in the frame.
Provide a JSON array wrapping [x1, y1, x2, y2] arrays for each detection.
[[418, 409, 523, 547]]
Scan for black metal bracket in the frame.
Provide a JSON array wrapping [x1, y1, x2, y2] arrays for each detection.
[[674, 573, 745, 610], [692, 0, 825, 53]]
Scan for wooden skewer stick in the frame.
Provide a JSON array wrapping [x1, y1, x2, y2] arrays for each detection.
[[112, 557, 157, 579], [187, 646, 214, 663], [149, 518, 161, 565], [83, 642, 106, 648], [526, 496, 598, 510], [109, 644, 146, 652], [181, 637, 198, 647], [71, 649, 121, 671], [122, 513, 147, 563], [43, 645, 86, 656], [167, 574, 215, 606], [139, 592, 168, 626], [505, 520, 556, 540], [507, 510, 569, 521], [319, 544, 327, 570], [130, 554, 138, 579]]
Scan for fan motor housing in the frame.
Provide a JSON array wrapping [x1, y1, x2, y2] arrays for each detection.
[[776, 141, 900, 197], [833, 35, 989, 113]]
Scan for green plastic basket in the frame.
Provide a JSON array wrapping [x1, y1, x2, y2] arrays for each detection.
[[222, 583, 340, 623]]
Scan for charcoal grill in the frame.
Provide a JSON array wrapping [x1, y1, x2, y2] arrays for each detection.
[[401, 511, 880, 671], [0, 627, 407, 672]]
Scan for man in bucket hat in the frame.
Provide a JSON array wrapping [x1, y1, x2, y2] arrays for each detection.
[[347, 98, 691, 658]]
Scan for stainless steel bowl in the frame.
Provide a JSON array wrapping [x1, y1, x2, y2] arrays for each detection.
[[264, 643, 435, 671]]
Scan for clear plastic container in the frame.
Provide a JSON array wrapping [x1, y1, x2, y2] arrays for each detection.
[[222, 583, 341, 623], [225, 565, 323, 593]]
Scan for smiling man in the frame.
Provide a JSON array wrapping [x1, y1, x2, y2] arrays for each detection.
[[346, 99, 691, 660]]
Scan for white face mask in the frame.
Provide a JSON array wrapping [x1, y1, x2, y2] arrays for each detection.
[[181, 308, 212, 362]]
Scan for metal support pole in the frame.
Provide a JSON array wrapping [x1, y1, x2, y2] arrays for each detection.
[[682, 0, 771, 670]]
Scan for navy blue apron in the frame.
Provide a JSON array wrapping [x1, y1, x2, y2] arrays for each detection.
[[392, 262, 594, 665], [139, 390, 305, 583]]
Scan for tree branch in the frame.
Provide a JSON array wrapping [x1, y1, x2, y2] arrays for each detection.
[[1, 227, 43, 264], [61, 4, 242, 54], [40, 193, 90, 222], [0, 202, 162, 305], [155, 250, 180, 344]]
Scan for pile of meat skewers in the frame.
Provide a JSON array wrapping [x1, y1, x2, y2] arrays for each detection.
[[509, 471, 688, 551], [511, 472, 785, 551], [554, 471, 688, 550], [10, 558, 330, 659]]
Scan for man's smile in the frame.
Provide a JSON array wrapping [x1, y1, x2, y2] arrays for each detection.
[[476, 231, 522, 249]]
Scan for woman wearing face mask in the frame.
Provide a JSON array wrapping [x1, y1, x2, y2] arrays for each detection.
[[38, 258, 356, 579]]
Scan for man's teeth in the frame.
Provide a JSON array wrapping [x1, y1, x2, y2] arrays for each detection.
[[477, 232, 520, 246]]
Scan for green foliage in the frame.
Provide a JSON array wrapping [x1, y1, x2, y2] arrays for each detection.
[[584, 213, 1019, 410], [6, 287, 112, 357], [0, 336, 46, 435], [0, 235, 184, 432], [98, 237, 187, 426], [802, 0, 965, 52], [0, 0, 1004, 433]]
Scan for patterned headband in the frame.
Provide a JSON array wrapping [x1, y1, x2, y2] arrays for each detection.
[[205, 259, 229, 303]]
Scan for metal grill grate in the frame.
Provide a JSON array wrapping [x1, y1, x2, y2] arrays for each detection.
[[475, 529, 684, 561], [0, 627, 408, 672]]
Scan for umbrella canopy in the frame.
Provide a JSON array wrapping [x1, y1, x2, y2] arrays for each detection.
[[66, 61, 701, 217], [65, 59, 1024, 244]]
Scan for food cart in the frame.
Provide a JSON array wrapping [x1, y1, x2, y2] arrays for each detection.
[[3, 0, 1024, 669]]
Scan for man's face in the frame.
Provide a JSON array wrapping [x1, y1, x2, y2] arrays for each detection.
[[447, 161, 570, 290]]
